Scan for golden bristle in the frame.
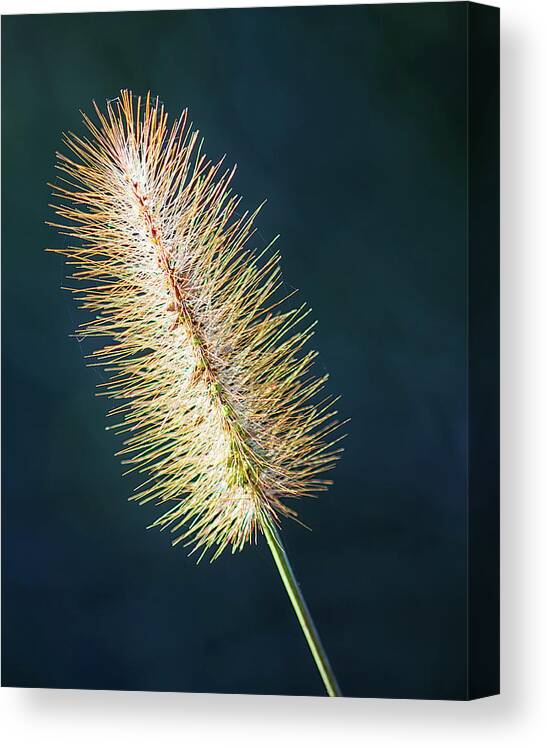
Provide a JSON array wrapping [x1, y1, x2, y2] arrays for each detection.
[[48, 90, 345, 560]]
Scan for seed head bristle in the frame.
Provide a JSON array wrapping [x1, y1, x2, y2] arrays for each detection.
[[48, 90, 345, 560]]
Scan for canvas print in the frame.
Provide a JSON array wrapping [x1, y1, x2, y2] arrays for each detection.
[[1, 2, 500, 699]]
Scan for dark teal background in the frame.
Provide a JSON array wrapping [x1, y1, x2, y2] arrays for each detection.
[[2, 3, 469, 698]]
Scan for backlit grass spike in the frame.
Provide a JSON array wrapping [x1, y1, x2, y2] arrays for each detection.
[[48, 90, 344, 562]]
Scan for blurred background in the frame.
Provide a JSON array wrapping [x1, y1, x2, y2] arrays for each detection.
[[2, 3, 468, 698]]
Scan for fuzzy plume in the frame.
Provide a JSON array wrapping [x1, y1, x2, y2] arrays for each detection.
[[49, 91, 344, 559]]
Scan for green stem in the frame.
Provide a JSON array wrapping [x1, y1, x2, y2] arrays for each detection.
[[263, 520, 342, 697]]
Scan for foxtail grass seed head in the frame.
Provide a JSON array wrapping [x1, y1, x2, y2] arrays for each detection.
[[48, 91, 346, 560]]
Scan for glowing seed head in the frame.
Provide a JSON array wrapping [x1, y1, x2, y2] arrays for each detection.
[[48, 90, 345, 560]]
